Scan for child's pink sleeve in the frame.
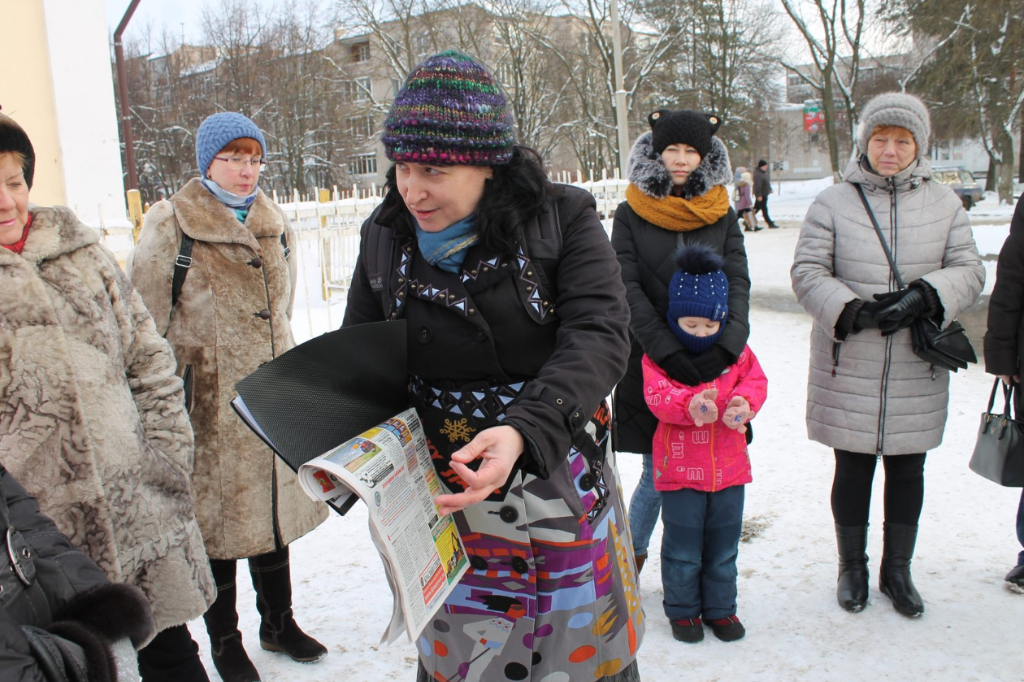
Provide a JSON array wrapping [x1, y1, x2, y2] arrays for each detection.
[[641, 354, 705, 425], [727, 346, 768, 413]]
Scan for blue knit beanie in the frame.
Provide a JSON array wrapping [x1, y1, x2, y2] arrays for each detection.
[[667, 245, 729, 354], [195, 112, 267, 178]]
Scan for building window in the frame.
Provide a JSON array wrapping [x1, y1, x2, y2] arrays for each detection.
[[392, 78, 403, 97], [355, 76, 372, 101], [347, 115, 375, 138], [351, 42, 370, 63], [414, 35, 431, 57], [348, 153, 377, 176]]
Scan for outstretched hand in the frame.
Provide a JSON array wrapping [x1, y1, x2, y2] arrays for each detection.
[[434, 425, 523, 516], [688, 388, 719, 426], [722, 396, 753, 433]]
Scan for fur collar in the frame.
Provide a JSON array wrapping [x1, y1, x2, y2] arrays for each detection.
[[170, 178, 285, 250], [627, 132, 732, 200], [2, 205, 101, 266]]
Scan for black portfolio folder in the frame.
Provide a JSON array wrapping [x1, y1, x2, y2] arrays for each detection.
[[231, 320, 409, 514]]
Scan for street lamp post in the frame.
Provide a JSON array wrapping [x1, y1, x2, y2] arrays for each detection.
[[609, 0, 629, 179]]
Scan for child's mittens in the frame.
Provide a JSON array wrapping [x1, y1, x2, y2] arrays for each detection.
[[722, 396, 754, 433], [688, 388, 719, 426]]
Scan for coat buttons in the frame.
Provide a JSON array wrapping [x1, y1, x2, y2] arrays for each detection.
[[248, 257, 263, 268], [579, 473, 597, 491], [473, 328, 488, 342], [470, 556, 488, 571], [511, 557, 529, 574], [256, 309, 271, 320], [416, 325, 433, 344], [499, 506, 519, 523]]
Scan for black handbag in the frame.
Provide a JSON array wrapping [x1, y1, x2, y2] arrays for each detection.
[[969, 379, 1024, 486], [854, 183, 977, 372]]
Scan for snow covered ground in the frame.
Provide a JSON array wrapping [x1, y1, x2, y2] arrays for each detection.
[[182, 182, 1024, 681]]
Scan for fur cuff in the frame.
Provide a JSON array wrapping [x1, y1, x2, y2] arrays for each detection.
[[627, 132, 732, 200], [46, 620, 116, 682], [54, 584, 155, 649]]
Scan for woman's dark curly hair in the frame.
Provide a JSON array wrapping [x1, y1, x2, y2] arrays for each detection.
[[378, 145, 561, 255]]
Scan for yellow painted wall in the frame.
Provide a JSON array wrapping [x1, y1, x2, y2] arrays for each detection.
[[1, 0, 66, 206]]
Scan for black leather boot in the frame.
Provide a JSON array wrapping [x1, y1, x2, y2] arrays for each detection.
[[835, 524, 869, 612], [251, 547, 328, 663], [879, 522, 925, 617], [204, 559, 261, 682]]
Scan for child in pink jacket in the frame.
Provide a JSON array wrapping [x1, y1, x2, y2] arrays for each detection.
[[642, 245, 767, 644]]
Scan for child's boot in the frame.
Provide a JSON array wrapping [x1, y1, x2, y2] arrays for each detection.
[[670, 617, 704, 643], [707, 615, 745, 642]]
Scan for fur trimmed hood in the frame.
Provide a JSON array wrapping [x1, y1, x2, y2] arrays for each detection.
[[627, 131, 732, 200]]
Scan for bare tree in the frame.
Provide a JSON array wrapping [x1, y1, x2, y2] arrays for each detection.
[[781, 0, 868, 180]]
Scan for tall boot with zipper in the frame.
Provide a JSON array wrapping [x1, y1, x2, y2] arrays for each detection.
[[250, 546, 328, 663], [879, 522, 925, 617], [204, 559, 261, 682], [835, 524, 869, 612]]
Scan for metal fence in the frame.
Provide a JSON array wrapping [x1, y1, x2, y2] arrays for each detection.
[[100, 174, 627, 335]]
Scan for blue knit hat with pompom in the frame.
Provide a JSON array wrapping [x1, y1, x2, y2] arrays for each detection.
[[667, 245, 729, 353]]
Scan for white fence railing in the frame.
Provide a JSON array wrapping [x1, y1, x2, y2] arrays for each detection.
[[102, 176, 627, 340]]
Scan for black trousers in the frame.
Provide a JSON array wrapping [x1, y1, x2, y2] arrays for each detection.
[[753, 196, 774, 225], [831, 449, 927, 527]]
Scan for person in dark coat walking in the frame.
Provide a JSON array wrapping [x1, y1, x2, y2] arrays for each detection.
[[611, 110, 751, 575], [343, 51, 641, 682], [0, 463, 155, 681], [982, 191, 1024, 590], [753, 160, 778, 228]]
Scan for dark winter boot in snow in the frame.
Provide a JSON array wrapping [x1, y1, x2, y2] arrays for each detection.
[[670, 617, 704, 643], [204, 559, 261, 682], [879, 522, 925, 617], [251, 547, 328, 663], [835, 524, 869, 612], [1005, 563, 1024, 592], [707, 615, 746, 642]]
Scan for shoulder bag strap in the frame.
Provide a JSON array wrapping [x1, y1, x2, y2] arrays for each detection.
[[853, 183, 906, 291], [171, 233, 194, 308]]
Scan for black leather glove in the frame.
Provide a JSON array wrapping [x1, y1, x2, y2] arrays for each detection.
[[873, 288, 928, 334], [691, 345, 733, 382], [661, 350, 702, 386], [854, 298, 890, 331]]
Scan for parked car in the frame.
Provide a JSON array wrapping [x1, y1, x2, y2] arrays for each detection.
[[932, 166, 983, 211]]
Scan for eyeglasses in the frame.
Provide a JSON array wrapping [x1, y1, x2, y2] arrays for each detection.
[[213, 156, 265, 171]]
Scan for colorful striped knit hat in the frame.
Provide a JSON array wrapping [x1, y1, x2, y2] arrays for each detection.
[[382, 50, 514, 166]]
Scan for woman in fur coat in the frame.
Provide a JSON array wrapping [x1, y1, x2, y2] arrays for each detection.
[[611, 110, 751, 576], [0, 114, 215, 681], [131, 112, 328, 682]]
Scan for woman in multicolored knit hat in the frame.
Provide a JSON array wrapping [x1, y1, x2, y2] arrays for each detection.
[[344, 50, 643, 682], [610, 110, 751, 582]]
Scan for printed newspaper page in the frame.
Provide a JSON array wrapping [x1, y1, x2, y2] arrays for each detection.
[[297, 408, 468, 643]]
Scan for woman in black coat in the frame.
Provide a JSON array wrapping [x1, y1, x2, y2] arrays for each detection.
[[0, 464, 155, 681], [611, 111, 751, 573], [343, 51, 640, 682], [982, 192, 1024, 589]]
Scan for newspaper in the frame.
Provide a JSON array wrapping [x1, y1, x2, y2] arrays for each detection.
[[296, 408, 468, 644]]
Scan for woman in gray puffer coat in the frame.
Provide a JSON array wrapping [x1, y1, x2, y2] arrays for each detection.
[[791, 93, 984, 618]]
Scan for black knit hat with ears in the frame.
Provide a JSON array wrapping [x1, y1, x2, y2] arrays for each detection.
[[648, 109, 722, 158], [0, 109, 35, 189]]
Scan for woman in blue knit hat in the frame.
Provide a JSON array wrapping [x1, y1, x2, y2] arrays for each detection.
[[344, 51, 642, 682], [131, 111, 329, 682], [640, 245, 767, 644]]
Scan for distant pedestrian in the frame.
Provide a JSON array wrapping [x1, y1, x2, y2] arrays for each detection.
[[791, 92, 984, 617], [642, 245, 767, 643], [611, 109, 750, 579], [753, 160, 778, 228], [734, 171, 759, 232], [982, 191, 1024, 591]]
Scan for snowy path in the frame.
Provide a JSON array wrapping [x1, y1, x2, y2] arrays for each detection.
[[185, 209, 1024, 681]]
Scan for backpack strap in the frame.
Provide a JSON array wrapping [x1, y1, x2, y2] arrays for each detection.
[[171, 233, 194, 308]]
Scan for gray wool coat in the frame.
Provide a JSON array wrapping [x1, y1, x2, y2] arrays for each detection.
[[791, 157, 984, 455]]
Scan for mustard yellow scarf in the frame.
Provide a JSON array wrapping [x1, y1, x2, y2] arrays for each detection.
[[626, 183, 730, 231]]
